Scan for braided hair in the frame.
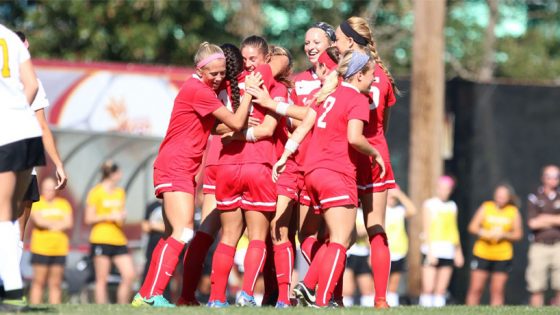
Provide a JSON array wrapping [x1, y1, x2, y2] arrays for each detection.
[[346, 17, 399, 95], [220, 43, 244, 111]]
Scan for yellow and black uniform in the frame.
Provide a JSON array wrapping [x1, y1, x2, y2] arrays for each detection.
[[87, 184, 128, 257], [421, 197, 460, 267], [30, 196, 72, 265], [386, 205, 408, 272], [471, 201, 519, 272]]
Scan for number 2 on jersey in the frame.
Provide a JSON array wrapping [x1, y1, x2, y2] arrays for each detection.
[[317, 96, 335, 129], [0, 38, 10, 78]]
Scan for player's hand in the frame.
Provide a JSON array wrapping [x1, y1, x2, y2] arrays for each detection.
[[272, 156, 288, 183], [221, 132, 235, 145], [246, 86, 273, 108], [247, 117, 262, 127], [427, 253, 438, 266], [55, 166, 68, 190], [454, 251, 465, 268], [373, 154, 386, 178], [245, 73, 263, 89]]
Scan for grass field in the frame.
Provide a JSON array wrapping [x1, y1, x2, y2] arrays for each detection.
[[12, 305, 560, 315]]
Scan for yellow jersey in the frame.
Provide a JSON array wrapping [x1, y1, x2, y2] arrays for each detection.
[[30, 197, 72, 256], [421, 198, 460, 259], [386, 205, 408, 260], [473, 201, 519, 261], [87, 184, 127, 246]]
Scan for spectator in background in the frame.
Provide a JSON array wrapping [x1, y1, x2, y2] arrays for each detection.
[[85, 161, 135, 304], [385, 187, 416, 307], [419, 176, 464, 307], [526, 165, 560, 306], [466, 184, 523, 305], [141, 200, 165, 282], [28, 177, 72, 304], [342, 208, 374, 307]]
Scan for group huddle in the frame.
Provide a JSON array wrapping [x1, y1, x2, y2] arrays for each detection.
[[132, 16, 398, 308]]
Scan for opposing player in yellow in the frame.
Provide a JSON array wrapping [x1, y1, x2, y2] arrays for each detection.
[[466, 184, 523, 305], [29, 177, 72, 304], [85, 161, 135, 304]]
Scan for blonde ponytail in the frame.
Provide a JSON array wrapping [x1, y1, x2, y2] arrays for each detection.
[[194, 42, 224, 68]]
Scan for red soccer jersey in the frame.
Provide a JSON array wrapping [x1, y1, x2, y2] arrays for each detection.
[[271, 83, 289, 159], [291, 87, 321, 170], [304, 82, 370, 179], [219, 64, 277, 166], [290, 68, 321, 106], [205, 81, 235, 167], [363, 65, 396, 142], [154, 76, 223, 174]]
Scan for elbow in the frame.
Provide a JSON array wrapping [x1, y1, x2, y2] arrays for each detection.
[[229, 123, 244, 132], [347, 134, 361, 148]]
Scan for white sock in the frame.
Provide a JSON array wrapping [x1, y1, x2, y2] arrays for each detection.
[[360, 294, 375, 307], [343, 296, 354, 307], [433, 294, 446, 307], [14, 220, 23, 264], [0, 221, 23, 292], [254, 293, 263, 306], [419, 294, 433, 307], [387, 292, 399, 307]]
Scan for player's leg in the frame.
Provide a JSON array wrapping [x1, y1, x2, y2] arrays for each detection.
[[387, 270, 401, 307], [47, 263, 65, 304], [420, 264, 437, 306], [489, 271, 507, 305], [113, 252, 136, 304], [356, 259, 374, 307], [93, 254, 111, 304], [29, 261, 48, 304], [433, 266, 453, 307], [342, 266, 355, 306], [271, 195, 295, 306], [466, 268, 489, 305]]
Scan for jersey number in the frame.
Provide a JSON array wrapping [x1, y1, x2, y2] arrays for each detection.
[[0, 39, 10, 78], [317, 96, 335, 129], [369, 85, 380, 109]]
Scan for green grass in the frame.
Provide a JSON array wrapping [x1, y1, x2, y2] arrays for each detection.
[[15, 305, 560, 315]]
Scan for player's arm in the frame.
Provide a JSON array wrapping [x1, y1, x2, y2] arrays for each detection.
[[29, 211, 55, 230], [393, 188, 417, 217], [34, 108, 67, 189], [19, 60, 38, 105], [527, 195, 553, 229], [347, 119, 385, 178], [225, 113, 278, 143], [383, 107, 391, 134], [269, 54, 289, 77], [501, 211, 523, 242], [246, 86, 309, 121], [212, 73, 263, 132], [84, 204, 120, 225], [467, 206, 488, 239]]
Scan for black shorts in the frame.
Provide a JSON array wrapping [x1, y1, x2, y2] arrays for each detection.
[[91, 243, 128, 258], [31, 253, 66, 266], [422, 254, 454, 268], [390, 258, 407, 273], [23, 175, 40, 203], [470, 256, 512, 273], [0, 137, 45, 172], [346, 255, 371, 275]]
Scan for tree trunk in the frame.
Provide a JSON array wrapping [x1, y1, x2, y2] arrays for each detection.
[[407, 0, 447, 298], [479, 0, 498, 81]]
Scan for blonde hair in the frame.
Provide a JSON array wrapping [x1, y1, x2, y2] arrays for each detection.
[[346, 17, 399, 95], [194, 42, 224, 68], [314, 50, 374, 103], [270, 45, 294, 88]]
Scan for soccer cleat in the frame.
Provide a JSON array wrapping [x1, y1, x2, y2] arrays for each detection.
[[1, 297, 29, 312], [293, 282, 315, 306], [374, 299, 390, 309], [329, 298, 344, 308], [236, 291, 257, 307], [176, 296, 200, 306], [275, 301, 291, 308], [131, 293, 176, 308], [207, 300, 230, 308]]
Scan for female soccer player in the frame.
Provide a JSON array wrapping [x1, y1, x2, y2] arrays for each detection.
[[0, 24, 43, 311], [466, 184, 522, 305], [29, 177, 72, 304], [273, 50, 385, 307], [85, 161, 135, 304], [334, 16, 398, 308], [420, 176, 464, 307], [209, 35, 282, 307], [132, 42, 262, 308]]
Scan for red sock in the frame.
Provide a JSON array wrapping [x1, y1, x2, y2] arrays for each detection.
[[300, 237, 320, 265], [139, 238, 165, 297], [273, 241, 294, 304], [303, 241, 328, 289], [316, 242, 346, 306], [209, 243, 236, 302], [241, 240, 267, 296], [180, 231, 214, 301], [262, 238, 277, 305], [370, 233, 390, 301], [139, 237, 183, 298]]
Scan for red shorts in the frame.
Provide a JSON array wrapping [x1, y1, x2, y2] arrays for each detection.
[[356, 153, 396, 194], [215, 163, 277, 212], [153, 166, 196, 198], [276, 159, 311, 206], [202, 165, 218, 195], [305, 168, 358, 212]]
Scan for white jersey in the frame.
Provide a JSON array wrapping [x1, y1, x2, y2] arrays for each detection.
[[31, 80, 49, 112], [0, 24, 42, 146]]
